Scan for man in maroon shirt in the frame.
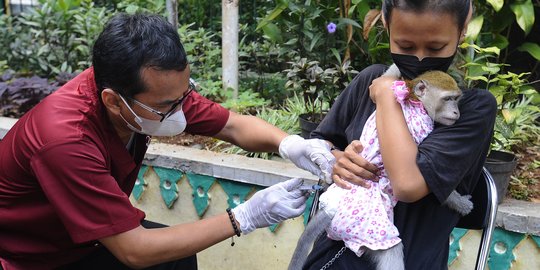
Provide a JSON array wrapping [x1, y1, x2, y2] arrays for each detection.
[[0, 13, 335, 269]]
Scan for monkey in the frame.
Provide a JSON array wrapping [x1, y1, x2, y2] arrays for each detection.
[[288, 65, 473, 270]]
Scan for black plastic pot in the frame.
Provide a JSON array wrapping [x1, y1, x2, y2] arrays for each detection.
[[484, 150, 518, 204], [299, 113, 320, 139]]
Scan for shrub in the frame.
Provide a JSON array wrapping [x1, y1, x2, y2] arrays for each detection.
[[1, 0, 107, 77]]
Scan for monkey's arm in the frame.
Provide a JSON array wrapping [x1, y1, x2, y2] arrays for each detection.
[[444, 190, 473, 216], [370, 76, 429, 202]]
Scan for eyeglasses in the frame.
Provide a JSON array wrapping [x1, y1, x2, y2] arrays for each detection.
[[124, 80, 195, 122]]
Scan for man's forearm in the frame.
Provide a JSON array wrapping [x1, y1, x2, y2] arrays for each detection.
[[100, 213, 236, 268], [215, 112, 288, 153]]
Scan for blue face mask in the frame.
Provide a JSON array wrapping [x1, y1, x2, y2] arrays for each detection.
[[390, 53, 456, 80]]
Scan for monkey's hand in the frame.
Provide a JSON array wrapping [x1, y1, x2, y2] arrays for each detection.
[[279, 135, 335, 182], [383, 63, 401, 78], [444, 190, 473, 216]]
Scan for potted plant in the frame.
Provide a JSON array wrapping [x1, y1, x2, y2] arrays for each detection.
[[487, 89, 540, 203], [460, 43, 540, 203], [284, 57, 358, 138], [284, 57, 329, 138]]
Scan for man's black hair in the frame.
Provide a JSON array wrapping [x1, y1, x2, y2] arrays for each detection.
[[92, 13, 188, 98]]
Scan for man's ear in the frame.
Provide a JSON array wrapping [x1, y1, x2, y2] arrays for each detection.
[[101, 88, 122, 114]]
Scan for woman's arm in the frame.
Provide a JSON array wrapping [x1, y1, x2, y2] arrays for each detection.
[[370, 76, 429, 202], [313, 65, 388, 188], [369, 77, 497, 203]]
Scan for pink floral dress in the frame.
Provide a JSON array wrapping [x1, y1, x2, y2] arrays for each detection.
[[321, 81, 434, 256]]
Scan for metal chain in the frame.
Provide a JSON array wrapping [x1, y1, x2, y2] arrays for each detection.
[[320, 246, 346, 270]]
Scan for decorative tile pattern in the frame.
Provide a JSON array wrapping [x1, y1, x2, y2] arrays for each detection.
[[136, 166, 540, 268], [487, 228, 526, 270], [133, 165, 148, 201], [186, 173, 216, 217], [217, 179, 254, 209], [448, 228, 468, 265], [532, 235, 540, 249], [303, 192, 316, 225], [153, 167, 183, 208]]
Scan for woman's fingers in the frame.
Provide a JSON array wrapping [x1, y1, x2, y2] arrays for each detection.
[[332, 141, 379, 189]]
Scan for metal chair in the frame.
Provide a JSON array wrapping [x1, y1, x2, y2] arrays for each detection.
[[307, 167, 499, 270], [455, 167, 499, 270]]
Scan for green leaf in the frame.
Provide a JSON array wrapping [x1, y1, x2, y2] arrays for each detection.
[[517, 42, 540, 61], [256, 3, 288, 31], [480, 46, 501, 56], [125, 5, 138, 14], [518, 87, 537, 95], [491, 34, 509, 50], [284, 38, 297, 46], [262, 23, 283, 43], [58, 0, 68, 12], [466, 75, 489, 83], [337, 18, 361, 28], [460, 42, 481, 51], [489, 85, 507, 104], [510, 0, 535, 35], [486, 0, 504, 12], [330, 48, 341, 64], [308, 33, 322, 52], [61, 61, 68, 72], [495, 116, 513, 139], [502, 108, 521, 124], [466, 15, 483, 41], [532, 94, 540, 105], [354, 1, 371, 22], [482, 64, 501, 75], [37, 45, 49, 56]]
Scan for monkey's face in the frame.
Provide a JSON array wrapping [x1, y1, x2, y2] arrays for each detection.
[[415, 81, 462, 126], [433, 92, 461, 125]]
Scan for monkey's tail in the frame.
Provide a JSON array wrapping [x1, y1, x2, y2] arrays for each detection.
[[365, 242, 405, 270], [288, 210, 333, 270]]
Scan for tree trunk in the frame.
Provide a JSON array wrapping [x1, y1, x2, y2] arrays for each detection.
[[166, 0, 178, 29], [222, 0, 239, 99]]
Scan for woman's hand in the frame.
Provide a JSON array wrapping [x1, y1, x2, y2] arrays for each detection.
[[369, 74, 397, 104], [331, 140, 379, 189]]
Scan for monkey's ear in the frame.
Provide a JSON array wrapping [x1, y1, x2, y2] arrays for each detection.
[[413, 80, 428, 97]]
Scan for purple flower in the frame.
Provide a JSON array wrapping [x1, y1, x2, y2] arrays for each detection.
[[327, 22, 337, 34]]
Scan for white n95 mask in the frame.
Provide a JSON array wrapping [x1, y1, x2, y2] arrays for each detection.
[[118, 95, 187, 137]]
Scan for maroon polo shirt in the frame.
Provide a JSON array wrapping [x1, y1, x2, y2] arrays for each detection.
[[0, 68, 229, 269]]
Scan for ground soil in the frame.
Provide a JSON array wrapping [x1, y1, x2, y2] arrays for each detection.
[[513, 145, 540, 202], [154, 134, 540, 202]]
